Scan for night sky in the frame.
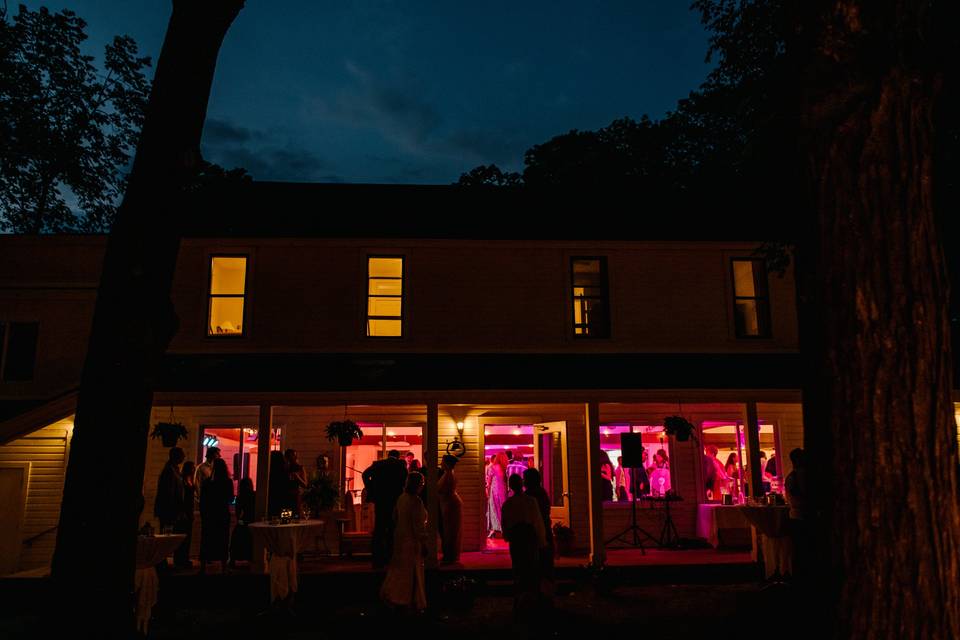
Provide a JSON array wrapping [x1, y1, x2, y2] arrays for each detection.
[[22, 1, 711, 184]]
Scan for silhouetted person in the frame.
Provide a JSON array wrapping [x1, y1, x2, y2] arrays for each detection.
[[629, 448, 649, 499], [438, 455, 463, 563], [174, 460, 196, 568], [154, 447, 186, 570], [230, 477, 255, 566], [501, 473, 545, 610], [285, 448, 307, 513], [195, 446, 220, 498], [380, 472, 428, 612], [199, 458, 233, 574], [523, 467, 554, 599], [363, 450, 408, 568], [785, 448, 810, 582]]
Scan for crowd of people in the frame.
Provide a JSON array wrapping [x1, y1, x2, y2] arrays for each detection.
[[590, 447, 673, 503], [151, 445, 313, 574], [703, 445, 778, 501], [485, 450, 536, 538]]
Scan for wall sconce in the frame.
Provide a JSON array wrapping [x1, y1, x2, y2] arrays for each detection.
[[456, 421, 464, 435]]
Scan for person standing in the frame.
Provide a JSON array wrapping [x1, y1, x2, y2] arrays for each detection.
[[174, 460, 196, 568], [363, 450, 408, 568], [194, 446, 220, 497], [380, 472, 428, 612], [703, 445, 728, 501], [614, 455, 630, 501], [229, 477, 255, 566], [501, 474, 546, 609], [285, 448, 307, 514], [629, 448, 649, 499], [486, 452, 509, 538], [437, 455, 463, 563], [154, 447, 186, 569], [199, 458, 233, 574], [523, 468, 555, 600], [599, 451, 615, 502]]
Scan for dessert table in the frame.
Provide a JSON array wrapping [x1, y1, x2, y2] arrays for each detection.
[[134, 533, 186, 634], [250, 520, 325, 602]]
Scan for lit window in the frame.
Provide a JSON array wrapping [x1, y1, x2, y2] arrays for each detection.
[[208, 256, 247, 336], [599, 424, 672, 504], [367, 257, 403, 337], [731, 258, 771, 338], [0, 322, 39, 382], [571, 257, 609, 338]]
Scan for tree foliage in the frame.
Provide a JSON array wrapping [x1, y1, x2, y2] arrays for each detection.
[[0, 4, 151, 233]]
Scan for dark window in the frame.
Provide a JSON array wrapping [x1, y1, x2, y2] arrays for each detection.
[[571, 257, 610, 338], [1, 322, 39, 382], [731, 259, 771, 338]]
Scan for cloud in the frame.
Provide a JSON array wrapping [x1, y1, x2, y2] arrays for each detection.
[[203, 117, 262, 145]]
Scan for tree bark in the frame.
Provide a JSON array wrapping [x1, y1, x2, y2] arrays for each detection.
[[800, 2, 960, 637], [51, 2, 242, 636]]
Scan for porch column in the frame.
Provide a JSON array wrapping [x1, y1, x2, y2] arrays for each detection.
[[424, 401, 440, 569], [253, 403, 272, 573], [745, 401, 763, 497], [585, 400, 605, 567]]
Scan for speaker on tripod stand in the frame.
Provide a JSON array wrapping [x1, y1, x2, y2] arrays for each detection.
[[604, 433, 658, 552]]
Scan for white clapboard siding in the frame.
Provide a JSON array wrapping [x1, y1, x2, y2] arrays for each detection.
[[1, 419, 72, 571], [758, 403, 804, 478]]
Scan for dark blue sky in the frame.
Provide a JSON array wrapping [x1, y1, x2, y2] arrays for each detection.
[[24, 1, 712, 184]]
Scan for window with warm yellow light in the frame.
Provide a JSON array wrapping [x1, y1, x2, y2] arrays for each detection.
[[731, 258, 771, 338], [208, 256, 247, 336], [571, 257, 609, 338], [367, 256, 403, 337]]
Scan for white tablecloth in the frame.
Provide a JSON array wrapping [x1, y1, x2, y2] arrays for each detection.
[[695, 504, 750, 548], [250, 521, 325, 602], [134, 534, 185, 634]]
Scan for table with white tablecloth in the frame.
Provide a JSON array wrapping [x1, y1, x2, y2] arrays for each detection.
[[738, 505, 792, 579], [695, 504, 751, 548], [135, 534, 186, 635], [249, 521, 325, 602]]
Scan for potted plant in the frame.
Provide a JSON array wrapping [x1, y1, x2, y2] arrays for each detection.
[[326, 420, 363, 446], [150, 421, 188, 448], [303, 473, 340, 515], [663, 415, 697, 443], [553, 522, 575, 556]]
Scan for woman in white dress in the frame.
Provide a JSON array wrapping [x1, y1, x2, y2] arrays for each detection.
[[380, 472, 428, 611], [486, 452, 508, 538]]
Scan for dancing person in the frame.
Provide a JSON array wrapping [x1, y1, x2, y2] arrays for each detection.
[[380, 472, 428, 612], [199, 458, 233, 574], [486, 451, 509, 538], [438, 455, 463, 563], [363, 450, 408, 568], [501, 473, 546, 609]]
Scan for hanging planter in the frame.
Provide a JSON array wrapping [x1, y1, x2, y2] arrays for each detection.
[[663, 415, 697, 443], [326, 420, 363, 446], [150, 421, 188, 448]]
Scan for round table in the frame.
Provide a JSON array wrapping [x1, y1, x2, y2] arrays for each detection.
[[135, 534, 186, 634], [250, 521, 325, 602], [738, 505, 792, 579]]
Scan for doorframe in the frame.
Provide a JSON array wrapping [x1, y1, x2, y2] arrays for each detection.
[[0, 462, 30, 574], [477, 415, 542, 541]]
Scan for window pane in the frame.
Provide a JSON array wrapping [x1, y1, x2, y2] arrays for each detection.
[[368, 278, 402, 296], [369, 257, 403, 278], [367, 319, 402, 337], [732, 260, 756, 297], [209, 297, 244, 335], [734, 300, 760, 336], [368, 297, 402, 317], [210, 257, 247, 295], [572, 259, 602, 286], [3, 322, 38, 381]]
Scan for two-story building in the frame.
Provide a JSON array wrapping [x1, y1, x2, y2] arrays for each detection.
[[0, 182, 813, 574]]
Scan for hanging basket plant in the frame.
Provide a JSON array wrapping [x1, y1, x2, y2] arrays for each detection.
[[663, 415, 697, 443], [326, 420, 363, 446], [150, 421, 188, 448]]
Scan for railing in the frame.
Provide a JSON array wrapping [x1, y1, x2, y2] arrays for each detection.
[[23, 525, 57, 548]]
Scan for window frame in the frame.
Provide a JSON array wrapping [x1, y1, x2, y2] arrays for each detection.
[[0, 321, 39, 383], [598, 422, 676, 507], [570, 256, 611, 339], [365, 254, 405, 339], [206, 254, 249, 339], [729, 257, 772, 339]]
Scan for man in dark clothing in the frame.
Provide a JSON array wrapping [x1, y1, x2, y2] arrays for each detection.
[[630, 448, 650, 499], [154, 447, 186, 569], [362, 449, 408, 568], [523, 468, 555, 601]]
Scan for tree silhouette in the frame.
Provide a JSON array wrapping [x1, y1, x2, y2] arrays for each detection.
[[0, 5, 151, 233]]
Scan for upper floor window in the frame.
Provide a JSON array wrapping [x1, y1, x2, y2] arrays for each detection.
[[208, 256, 247, 337], [731, 258, 771, 338], [367, 256, 404, 337], [0, 322, 39, 382], [571, 257, 610, 338]]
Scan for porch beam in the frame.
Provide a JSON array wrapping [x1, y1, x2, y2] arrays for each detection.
[[585, 400, 605, 567], [745, 401, 763, 497], [252, 403, 272, 573], [424, 401, 440, 569]]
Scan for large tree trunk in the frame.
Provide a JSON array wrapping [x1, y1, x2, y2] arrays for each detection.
[[51, 2, 242, 636], [800, 2, 960, 637]]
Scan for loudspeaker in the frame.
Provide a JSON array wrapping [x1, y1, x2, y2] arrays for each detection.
[[620, 433, 645, 468]]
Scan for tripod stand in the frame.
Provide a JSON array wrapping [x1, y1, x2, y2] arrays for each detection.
[[652, 496, 681, 548], [604, 492, 658, 553]]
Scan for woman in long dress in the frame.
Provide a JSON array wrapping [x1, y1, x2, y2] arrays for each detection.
[[380, 472, 428, 611], [438, 455, 463, 563], [486, 452, 508, 538]]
